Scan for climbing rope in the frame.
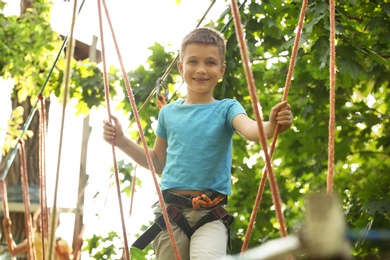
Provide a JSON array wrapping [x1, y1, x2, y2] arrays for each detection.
[[96, 0, 131, 259], [241, 0, 309, 252], [229, 0, 289, 244], [18, 139, 37, 260], [327, 0, 336, 195], [38, 93, 49, 259]]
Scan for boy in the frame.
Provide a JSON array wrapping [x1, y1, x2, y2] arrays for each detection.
[[3, 210, 72, 260], [103, 27, 292, 259]]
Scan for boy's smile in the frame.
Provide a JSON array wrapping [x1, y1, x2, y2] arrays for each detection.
[[178, 43, 226, 103]]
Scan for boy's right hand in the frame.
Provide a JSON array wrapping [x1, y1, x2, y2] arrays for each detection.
[[3, 217, 12, 229], [103, 115, 124, 146]]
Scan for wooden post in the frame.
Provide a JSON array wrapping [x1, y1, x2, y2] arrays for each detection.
[[71, 35, 98, 257]]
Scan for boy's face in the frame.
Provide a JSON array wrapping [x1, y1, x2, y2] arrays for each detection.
[[178, 43, 226, 95]]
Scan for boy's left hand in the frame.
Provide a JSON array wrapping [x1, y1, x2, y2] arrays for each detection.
[[269, 101, 293, 134]]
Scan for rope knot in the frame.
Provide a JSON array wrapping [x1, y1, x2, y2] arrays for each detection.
[[192, 194, 226, 209]]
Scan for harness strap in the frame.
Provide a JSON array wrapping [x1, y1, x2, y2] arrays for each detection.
[[132, 205, 234, 250], [191, 205, 235, 254], [191, 205, 230, 233], [167, 204, 192, 239]]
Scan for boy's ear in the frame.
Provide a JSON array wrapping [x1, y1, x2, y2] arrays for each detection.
[[220, 63, 226, 78], [177, 61, 183, 76]]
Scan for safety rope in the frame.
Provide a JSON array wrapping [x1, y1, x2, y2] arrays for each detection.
[[241, 0, 308, 252], [229, 0, 289, 243], [18, 139, 37, 260], [327, 0, 336, 194], [38, 93, 49, 260], [0, 180, 11, 245], [97, 0, 139, 259]]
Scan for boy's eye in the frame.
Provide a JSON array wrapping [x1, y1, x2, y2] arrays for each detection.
[[188, 60, 197, 64], [207, 60, 217, 65]]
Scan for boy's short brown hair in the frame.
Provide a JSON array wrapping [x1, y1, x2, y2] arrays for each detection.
[[180, 27, 226, 62]]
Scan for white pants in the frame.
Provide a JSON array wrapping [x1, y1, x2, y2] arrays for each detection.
[[152, 205, 228, 260]]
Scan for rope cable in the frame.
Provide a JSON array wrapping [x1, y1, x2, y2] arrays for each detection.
[[0, 180, 11, 245], [327, 0, 336, 194], [229, 0, 288, 241], [96, 0, 131, 259], [18, 139, 37, 260], [241, 0, 308, 252], [38, 93, 49, 260]]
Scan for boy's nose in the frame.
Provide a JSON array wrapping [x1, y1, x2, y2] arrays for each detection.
[[196, 65, 206, 74]]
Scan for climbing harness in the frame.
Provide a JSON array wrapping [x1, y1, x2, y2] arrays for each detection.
[[132, 191, 234, 252]]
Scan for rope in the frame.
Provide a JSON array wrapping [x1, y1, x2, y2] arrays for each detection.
[[96, 1, 131, 259], [18, 140, 37, 260], [192, 194, 226, 209], [327, 0, 336, 194], [241, 0, 308, 252], [229, 0, 289, 243], [38, 93, 49, 260], [0, 180, 11, 244]]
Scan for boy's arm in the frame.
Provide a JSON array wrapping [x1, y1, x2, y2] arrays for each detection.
[[2, 217, 28, 256], [233, 101, 292, 142], [103, 115, 167, 174]]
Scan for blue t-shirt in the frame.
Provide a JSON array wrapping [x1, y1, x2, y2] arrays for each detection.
[[156, 98, 246, 195]]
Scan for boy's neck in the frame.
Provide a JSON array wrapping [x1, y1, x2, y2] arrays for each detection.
[[183, 96, 216, 105]]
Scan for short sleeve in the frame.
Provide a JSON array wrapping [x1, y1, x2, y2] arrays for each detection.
[[156, 108, 167, 139], [227, 99, 246, 126]]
